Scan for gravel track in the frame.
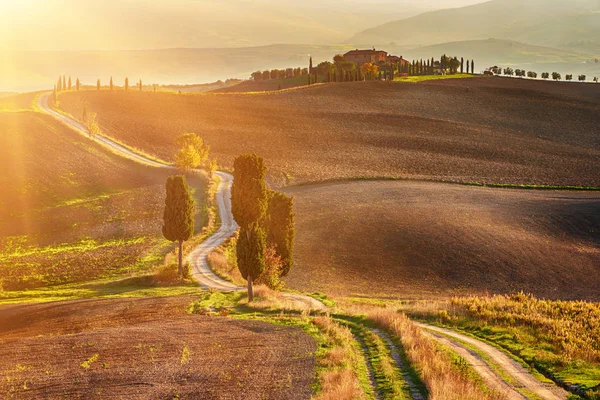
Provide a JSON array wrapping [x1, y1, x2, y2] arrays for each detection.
[[418, 323, 569, 400]]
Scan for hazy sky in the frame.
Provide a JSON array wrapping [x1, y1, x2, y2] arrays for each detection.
[[0, 0, 488, 51]]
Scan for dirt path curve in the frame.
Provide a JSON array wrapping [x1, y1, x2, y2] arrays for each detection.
[[37, 92, 325, 310], [417, 323, 569, 400]]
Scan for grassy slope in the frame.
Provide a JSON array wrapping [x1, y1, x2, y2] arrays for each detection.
[[0, 111, 207, 290], [58, 77, 600, 187], [283, 180, 600, 301]]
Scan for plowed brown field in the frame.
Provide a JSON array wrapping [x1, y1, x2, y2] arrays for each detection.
[[58, 77, 600, 187], [0, 296, 316, 399], [284, 180, 600, 301], [0, 112, 206, 290]]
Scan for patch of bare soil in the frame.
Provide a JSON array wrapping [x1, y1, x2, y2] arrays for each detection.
[[58, 77, 600, 187], [0, 296, 316, 399], [283, 180, 600, 300]]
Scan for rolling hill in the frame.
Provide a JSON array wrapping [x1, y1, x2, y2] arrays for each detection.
[[349, 0, 600, 53], [0, 108, 206, 290], [284, 180, 600, 300], [57, 77, 600, 188]]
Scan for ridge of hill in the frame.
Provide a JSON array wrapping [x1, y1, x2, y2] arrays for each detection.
[[348, 0, 600, 54]]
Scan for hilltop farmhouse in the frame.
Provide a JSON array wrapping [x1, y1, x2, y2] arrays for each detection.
[[344, 49, 410, 67]]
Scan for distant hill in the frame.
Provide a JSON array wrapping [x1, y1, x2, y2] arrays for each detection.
[[403, 39, 599, 75], [0, 44, 354, 92], [348, 0, 600, 53], [0, 0, 466, 52]]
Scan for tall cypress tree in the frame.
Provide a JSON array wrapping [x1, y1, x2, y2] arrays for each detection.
[[110, 76, 114, 91], [76, 78, 80, 91], [466, 60, 470, 74], [471, 60, 475, 74], [139, 79, 143, 91], [97, 79, 101, 91], [68, 77, 72, 90], [461, 57, 464, 74], [125, 77, 129, 91], [62, 76, 66, 91], [231, 154, 268, 301], [57, 76, 62, 92], [162, 175, 195, 278], [265, 191, 295, 277]]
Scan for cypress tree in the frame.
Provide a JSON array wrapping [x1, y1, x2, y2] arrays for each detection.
[[125, 77, 129, 91], [57, 76, 62, 92], [461, 57, 464, 74], [162, 175, 195, 278], [231, 154, 268, 301], [76, 78, 80, 91], [466, 60, 470, 74], [62, 76, 66, 91], [68, 77, 72, 90], [237, 224, 266, 299], [110, 76, 113, 91], [264, 190, 294, 276], [97, 79, 101, 91], [139, 79, 143, 91], [471, 60, 475, 74]]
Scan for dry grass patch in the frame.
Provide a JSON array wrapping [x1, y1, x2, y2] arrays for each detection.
[[405, 293, 600, 396], [312, 315, 365, 400]]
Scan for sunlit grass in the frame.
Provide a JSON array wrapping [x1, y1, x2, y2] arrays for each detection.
[[394, 74, 476, 83], [0, 276, 202, 305], [0, 236, 146, 262]]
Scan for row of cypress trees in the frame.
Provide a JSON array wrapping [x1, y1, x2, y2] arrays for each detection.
[[162, 154, 294, 301], [54, 76, 150, 92], [231, 154, 294, 301]]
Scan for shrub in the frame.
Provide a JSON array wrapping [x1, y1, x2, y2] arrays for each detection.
[[154, 261, 192, 283], [254, 246, 284, 290]]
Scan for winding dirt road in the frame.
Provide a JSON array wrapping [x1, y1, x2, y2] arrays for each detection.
[[37, 93, 325, 310], [417, 323, 569, 400]]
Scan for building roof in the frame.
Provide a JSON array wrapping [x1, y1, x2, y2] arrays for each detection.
[[344, 49, 388, 56]]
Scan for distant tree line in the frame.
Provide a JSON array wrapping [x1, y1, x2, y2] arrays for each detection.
[[488, 66, 597, 83], [250, 53, 478, 88], [53, 76, 159, 92], [251, 67, 310, 81]]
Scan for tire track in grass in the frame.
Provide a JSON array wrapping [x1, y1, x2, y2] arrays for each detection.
[[339, 319, 418, 400], [372, 328, 426, 400], [418, 323, 569, 400]]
